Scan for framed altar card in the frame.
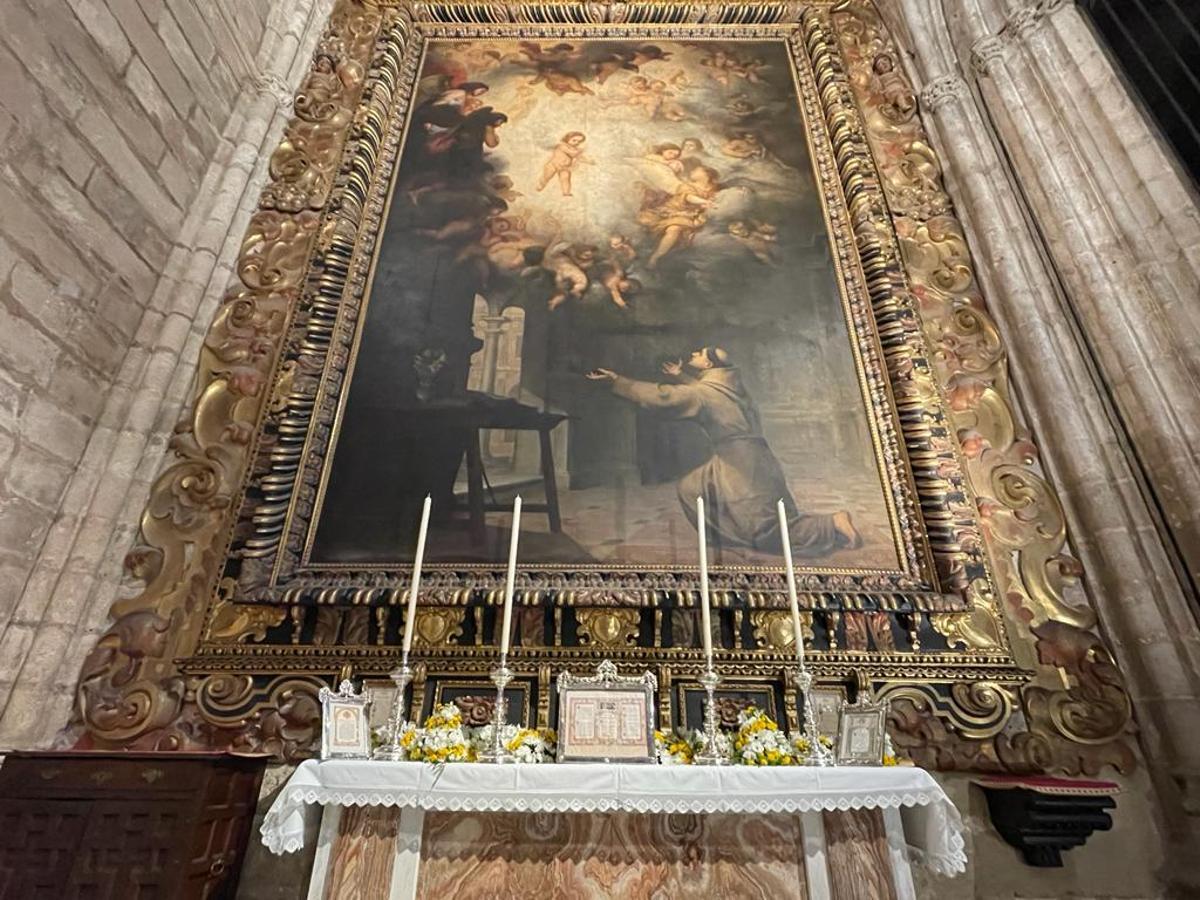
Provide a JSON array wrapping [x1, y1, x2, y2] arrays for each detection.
[[557, 661, 656, 763], [319, 680, 372, 760], [836, 700, 887, 766]]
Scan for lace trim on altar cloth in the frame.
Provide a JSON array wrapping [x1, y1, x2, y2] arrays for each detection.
[[259, 781, 968, 875]]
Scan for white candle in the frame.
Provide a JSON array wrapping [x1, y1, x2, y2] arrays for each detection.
[[697, 496, 714, 662], [401, 494, 432, 656], [499, 495, 522, 658], [777, 499, 806, 668]]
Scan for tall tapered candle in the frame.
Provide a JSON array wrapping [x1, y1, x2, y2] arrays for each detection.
[[401, 495, 432, 656], [696, 496, 714, 661], [499, 495, 522, 658], [777, 499, 806, 668]]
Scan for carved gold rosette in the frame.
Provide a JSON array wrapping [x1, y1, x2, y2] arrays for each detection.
[[61, 0, 1132, 776]]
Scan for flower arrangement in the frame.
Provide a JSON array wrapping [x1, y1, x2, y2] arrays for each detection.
[[733, 707, 799, 766], [474, 724, 557, 763], [402, 702, 476, 763], [655, 730, 694, 765], [790, 733, 835, 759]]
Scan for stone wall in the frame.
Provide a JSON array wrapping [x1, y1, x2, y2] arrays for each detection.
[[886, 0, 1200, 891], [0, 0, 329, 744]]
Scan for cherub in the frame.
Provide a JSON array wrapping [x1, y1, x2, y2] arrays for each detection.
[[516, 41, 583, 66], [721, 131, 767, 159], [700, 48, 739, 85], [592, 50, 638, 85], [595, 260, 641, 309], [607, 233, 637, 266], [517, 41, 593, 96], [630, 44, 672, 67], [540, 242, 599, 309], [725, 95, 763, 119], [680, 137, 707, 173], [536, 132, 593, 197], [646, 142, 684, 175], [728, 220, 778, 264], [536, 68, 594, 97], [638, 164, 720, 268], [871, 54, 916, 121], [739, 56, 769, 83], [489, 174, 522, 204]]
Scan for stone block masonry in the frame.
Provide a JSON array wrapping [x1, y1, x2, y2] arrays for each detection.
[[0, 0, 329, 744]]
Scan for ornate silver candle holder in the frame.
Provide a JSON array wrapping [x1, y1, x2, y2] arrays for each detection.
[[478, 659, 516, 764], [693, 667, 729, 766], [373, 655, 416, 761], [794, 668, 834, 766]]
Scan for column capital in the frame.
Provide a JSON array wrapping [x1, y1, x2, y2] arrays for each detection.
[[970, 0, 1073, 77], [919, 73, 970, 112]]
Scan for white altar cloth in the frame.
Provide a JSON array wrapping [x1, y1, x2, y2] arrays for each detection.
[[261, 760, 966, 875]]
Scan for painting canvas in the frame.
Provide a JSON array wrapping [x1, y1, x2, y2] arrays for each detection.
[[308, 37, 901, 572]]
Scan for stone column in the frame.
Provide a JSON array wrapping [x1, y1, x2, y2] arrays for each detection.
[[968, 0, 1200, 586], [892, 0, 1200, 883], [477, 315, 510, 397], [0, 0, 333, 746]]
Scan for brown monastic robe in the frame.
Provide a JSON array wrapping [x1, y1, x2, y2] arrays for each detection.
[[610, 366, 843, 555]]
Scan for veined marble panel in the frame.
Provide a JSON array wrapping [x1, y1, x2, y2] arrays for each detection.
[[325, 805, 401, 899], [823, 808, 895, 900], [415, 811, 809, 899]]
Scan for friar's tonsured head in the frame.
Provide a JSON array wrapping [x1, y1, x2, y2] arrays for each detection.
[[688, 346, 731, 370]]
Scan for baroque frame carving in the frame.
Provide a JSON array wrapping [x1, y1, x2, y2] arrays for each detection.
[[61, 0, 1133, 777]]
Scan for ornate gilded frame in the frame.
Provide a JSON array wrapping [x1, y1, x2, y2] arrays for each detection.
[[64, 0, 1134, 777]]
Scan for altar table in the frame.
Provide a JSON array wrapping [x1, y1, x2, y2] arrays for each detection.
[[262, 761, 965, 900]]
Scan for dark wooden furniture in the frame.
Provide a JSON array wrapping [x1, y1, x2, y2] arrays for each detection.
[[976, 775, 1117, 867], [0, 750, 269, 899], [408, 393, 568, 542]]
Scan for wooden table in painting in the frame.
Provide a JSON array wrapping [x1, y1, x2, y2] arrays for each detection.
[[408, 394, 567, 543], [261, 761, 965, 900]]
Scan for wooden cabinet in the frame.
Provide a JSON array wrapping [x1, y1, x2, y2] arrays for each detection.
[[0, 751, 268, 900]]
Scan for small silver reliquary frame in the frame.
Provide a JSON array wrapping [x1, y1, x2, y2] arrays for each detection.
[[319, 679, 372, 760]]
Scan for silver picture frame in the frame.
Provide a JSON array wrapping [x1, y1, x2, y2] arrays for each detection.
[[557, 659, 657, 764], [808, 686, 848, 742], [319, 679, 372, 760], [836, 699, 888, 766]]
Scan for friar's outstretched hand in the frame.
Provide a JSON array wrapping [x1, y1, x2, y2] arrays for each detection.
[[586, 368, 617, 382], [661, 359, 683, 377]]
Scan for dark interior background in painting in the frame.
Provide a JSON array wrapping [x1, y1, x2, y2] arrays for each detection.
[[1079, 0, 1200, 187]]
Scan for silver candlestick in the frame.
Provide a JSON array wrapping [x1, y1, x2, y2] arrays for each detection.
[[373, 654, 416, 761], [478, 659, 516, 763], [693, 666, 728, 765], [794, 668, 834, 766]]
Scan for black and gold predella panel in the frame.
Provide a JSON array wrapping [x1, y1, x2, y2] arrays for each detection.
[[66, 0, 1133, 778]]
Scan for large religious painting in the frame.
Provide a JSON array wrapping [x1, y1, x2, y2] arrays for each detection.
[[307, 37, 906, 575], [65, 0, 1134, 780]]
